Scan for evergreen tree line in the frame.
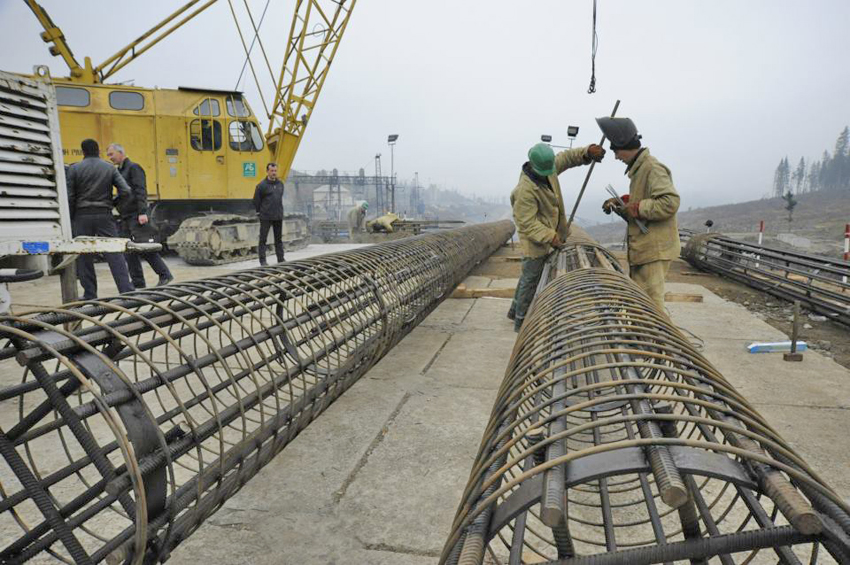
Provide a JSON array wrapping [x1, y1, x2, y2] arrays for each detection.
[[772, 126, 850, 197]]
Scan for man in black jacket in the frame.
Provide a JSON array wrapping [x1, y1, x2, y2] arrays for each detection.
[[252, 162, 285, 266], [66, 139, 135, 300], [107, 143, 173, 288]]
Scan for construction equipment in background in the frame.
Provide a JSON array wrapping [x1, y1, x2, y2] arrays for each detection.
[[0, 67, 159, 311], [314, 218, 467, 242], [443, 225, 850, 564], [23, 0, 357, 264], [0, 221, 513, 564], [681, 229, 850, 326], [166, 212, 308, 265], [289, 171, 395, 221]]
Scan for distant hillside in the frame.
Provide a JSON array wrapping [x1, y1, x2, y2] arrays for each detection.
[[583, 190, 849, 257]]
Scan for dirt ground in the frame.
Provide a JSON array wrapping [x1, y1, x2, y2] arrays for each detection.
[[665, 256, 850, 370]]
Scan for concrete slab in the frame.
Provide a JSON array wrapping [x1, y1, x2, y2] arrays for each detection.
[[459, 275, 492, 289], [488, 277, 519, 289], [365, 325, 453, 380], [426, 327, 515, 390], [337, 386, 497, 556]]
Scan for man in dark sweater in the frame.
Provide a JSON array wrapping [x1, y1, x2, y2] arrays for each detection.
[[107, 143, 173, 288], [252, 162, 285, 266], [66, 139, 135, 300]]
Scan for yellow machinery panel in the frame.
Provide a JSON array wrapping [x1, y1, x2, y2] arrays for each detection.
[[55, 82, 266, 206]]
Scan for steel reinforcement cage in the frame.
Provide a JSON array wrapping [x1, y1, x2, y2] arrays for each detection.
[[0, 221, 513, 565], [443, 228, 850, 565], [681, 231, 850, 327]]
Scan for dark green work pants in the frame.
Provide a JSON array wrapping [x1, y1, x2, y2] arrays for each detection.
[[508, 254, 548, 331]]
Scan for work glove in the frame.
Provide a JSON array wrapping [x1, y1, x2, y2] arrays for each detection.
[[602, 197, 620, 215], [551, 233, 563, 247], [625, 200, 642, 220], [586, 144, 606, 162]]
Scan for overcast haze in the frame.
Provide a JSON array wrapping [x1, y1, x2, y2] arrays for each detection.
[[1, 0, 848, 223]]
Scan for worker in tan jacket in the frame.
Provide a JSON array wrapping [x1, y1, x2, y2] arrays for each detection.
[[508, 142, 605, 332], [597, 117, 680, 311], [348, 201, 368, 237]]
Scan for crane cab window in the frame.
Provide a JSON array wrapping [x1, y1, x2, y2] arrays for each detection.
[[226, 95, 250, 117], [190, 119, 222, 151], [56, 86, 90, 107], [229, 121, 264, 152], [109, 91, 145, 111], [193, 98, 220, 117]]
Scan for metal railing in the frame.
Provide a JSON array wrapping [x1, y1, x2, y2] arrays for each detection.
[[0, 221, 513, 564]]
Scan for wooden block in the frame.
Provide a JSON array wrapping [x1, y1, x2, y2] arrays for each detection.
[[680, 271, 710, 276], [664, 292, 704, 303], [489, 256, 522, 263], [450, 287, 516, 299]]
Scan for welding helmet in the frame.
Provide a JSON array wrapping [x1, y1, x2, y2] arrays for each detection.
[[595, 117, 642, 150]]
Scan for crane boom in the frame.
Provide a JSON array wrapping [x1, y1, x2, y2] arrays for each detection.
[[24, 0, 85, 79], [266, 0, 356, 179], [25, 0, 220, 84]]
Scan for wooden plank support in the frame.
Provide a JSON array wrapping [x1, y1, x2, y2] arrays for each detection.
[[664, 292, 704, 303]]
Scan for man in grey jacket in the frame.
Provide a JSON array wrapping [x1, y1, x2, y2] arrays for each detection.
[[107, 143, 174, 288], [252, 162, 285, 266], [66, 139, 135, 299]]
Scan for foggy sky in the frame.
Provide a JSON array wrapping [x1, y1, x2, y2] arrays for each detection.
[[1, 0, 848, 224]]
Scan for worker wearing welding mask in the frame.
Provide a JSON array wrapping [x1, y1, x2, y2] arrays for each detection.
[[598, 117, 680, 311], [508, 142, 606, 333]]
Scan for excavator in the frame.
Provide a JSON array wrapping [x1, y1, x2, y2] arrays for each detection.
[[22, 0, 356, 264]]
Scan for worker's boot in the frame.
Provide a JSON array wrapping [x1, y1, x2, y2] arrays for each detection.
[[513, 317, 523, 333], [507, 305, 516, 321]]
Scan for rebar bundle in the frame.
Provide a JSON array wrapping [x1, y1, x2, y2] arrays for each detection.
[[0, 221, 513, 565], [681, 231, 850, 326], [443, 230, 850, 565]]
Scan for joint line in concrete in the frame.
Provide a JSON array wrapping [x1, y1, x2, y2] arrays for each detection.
[[333, 392, 412, 504], [421, 334, 453, 375]]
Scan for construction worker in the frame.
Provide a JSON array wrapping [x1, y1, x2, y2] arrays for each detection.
[[367, 212, 400, 233], [597, 117, 680, 311], [508, 142, 606, 332], [107, 143, 174, 288], [66, 139, 135, 300], [348, 201, 369, 236], [252, 162, 285, 266]]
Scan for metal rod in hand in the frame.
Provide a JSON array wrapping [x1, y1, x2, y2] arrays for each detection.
[[565, 99, 620, 232], [605, 184, 648, 235]]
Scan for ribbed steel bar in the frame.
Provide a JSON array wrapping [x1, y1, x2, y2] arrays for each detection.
[[681, 230, 850, 326], [443, 226, 850, 565], [0, 221, 513, 565]]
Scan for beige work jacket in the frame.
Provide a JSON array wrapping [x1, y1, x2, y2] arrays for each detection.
[[510, 147, 591, 258], [626, 148, 681, 265]]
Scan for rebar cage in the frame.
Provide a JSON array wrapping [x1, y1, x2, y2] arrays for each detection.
[[444, 230, 850, 565], [681, 231, 850, 327], [0, 221, 513, 565]]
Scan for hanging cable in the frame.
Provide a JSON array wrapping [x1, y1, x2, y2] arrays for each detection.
[[587, 0, 598, 94], [234, 0, 274, 91]]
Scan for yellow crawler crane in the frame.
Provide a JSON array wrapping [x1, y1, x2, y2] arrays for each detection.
[[25, 0, 356, 264]]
